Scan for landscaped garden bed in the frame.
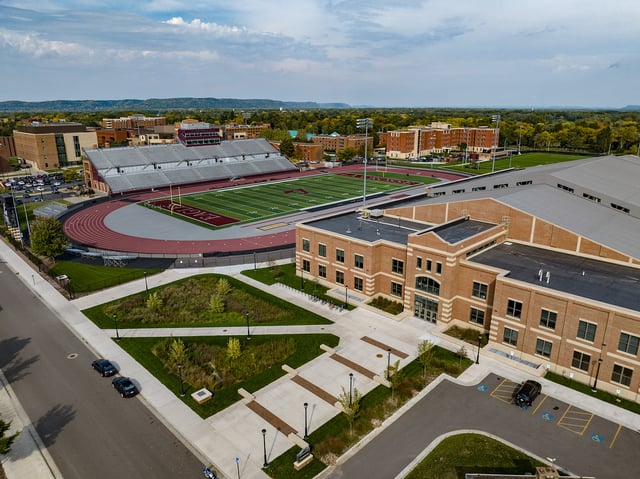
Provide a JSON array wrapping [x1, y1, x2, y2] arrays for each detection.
[[82, 274, 332, 328], [118, 334, 339, 418]]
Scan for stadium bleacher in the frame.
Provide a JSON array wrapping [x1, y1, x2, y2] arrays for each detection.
[[85, 138, 298, 194]]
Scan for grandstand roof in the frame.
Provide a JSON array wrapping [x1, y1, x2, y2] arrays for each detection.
[[84, 138, 297, 194]]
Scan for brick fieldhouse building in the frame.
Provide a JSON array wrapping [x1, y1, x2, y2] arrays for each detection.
[[296, 155, 640, 401]]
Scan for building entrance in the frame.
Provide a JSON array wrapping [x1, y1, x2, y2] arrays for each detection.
[[415, 295, 438, 323]]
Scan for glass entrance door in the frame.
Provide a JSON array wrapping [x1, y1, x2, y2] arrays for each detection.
[[414, 295, 438, 323]]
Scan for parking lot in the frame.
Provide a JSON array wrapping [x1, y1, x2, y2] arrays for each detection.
[[330, 373, 640, 479]]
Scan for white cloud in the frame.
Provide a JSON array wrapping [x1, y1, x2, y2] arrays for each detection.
[[163, 17, 247, 36]]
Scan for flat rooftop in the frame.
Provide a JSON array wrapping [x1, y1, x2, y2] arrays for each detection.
[[304, 211, 430, 244], [470, 242, 640, 312], [429, 219, 496, 244]]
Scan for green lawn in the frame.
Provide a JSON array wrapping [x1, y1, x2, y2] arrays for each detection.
[[405, 433, 545, 479], [149, 172, 437, 229], [441, 152, 591, 174], [49, 261, 162, 293]]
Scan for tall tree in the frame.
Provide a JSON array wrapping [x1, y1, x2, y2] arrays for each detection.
[[279, 137, 295, 158], [30, 216, 69, 262]]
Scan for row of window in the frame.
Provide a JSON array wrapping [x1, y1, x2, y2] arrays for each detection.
[[302, 259, 404, 297], [501, 328, 634, 387], [415, 256, 442, 274], [502, 300, 639, 356]]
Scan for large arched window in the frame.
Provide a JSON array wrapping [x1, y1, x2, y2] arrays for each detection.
[[416, 276, 440, 296]]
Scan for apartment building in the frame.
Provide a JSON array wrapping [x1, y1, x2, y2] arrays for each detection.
[[295, 155, 640, 400], [223, 123, 271, 140], [100, 114, 166, 129], [13, 122, 97, 169], [311, 133, 373, 153], [385, 122, 498, 159]]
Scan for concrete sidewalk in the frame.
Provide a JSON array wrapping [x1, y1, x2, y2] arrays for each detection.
[[1, 239, 639, 479]]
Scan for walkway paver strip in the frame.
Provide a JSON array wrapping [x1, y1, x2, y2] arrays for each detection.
[[360, 336, 409, 359], [246, 400, 297, 436], [329, 353, 377, 379], [291, 374, 339, 405]]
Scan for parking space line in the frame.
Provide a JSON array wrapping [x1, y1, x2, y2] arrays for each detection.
[[557, 405, 594, 435], [490, 378, 518, 404], [530, 394, 547, 415], [610, 424, 623, 449]]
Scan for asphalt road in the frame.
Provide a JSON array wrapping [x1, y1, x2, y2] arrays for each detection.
[[328, 374, 640, 479], [0, 262, 204, 479]]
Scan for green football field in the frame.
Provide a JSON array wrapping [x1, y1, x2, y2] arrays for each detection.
[[171, 171, 436, 226]]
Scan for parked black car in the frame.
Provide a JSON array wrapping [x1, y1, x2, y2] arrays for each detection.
[[513, 380, 542, 407], [91, 359, 117, 377], [112, 377, 139, 398]]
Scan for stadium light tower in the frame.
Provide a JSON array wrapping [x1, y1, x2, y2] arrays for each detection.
[[491, 114, 501, 173], [356, 118, 373, 209]]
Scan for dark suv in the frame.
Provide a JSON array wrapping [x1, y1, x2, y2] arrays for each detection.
[[513, 380, 542, 407]]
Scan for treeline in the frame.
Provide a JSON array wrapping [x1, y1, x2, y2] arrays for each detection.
[[1, 108, 639, 155]]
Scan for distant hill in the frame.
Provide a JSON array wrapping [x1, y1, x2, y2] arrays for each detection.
[[621, 105, 640, 111], [0, 97, 351, 112]]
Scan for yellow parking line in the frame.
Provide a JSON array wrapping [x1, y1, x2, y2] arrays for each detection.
[[530, 394, 547, 415], [610, 424, 623, 449]]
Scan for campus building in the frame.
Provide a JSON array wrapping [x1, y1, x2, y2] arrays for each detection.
[[311, 133, 373, 153], [223, 123, 271, 140], [13, 121, 97, 169], [385, 122, 498, 159], [295, 155, 640, 401], [100, 114, 166, 129]]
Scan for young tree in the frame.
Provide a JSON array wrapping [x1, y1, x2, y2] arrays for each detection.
[[0, 415, 18, 454], [146, 291, 163, 311], [417, 340, 436, 378], [388, 359, 404, 403], [168, 338, 187, 365], [208, 294, 225, 314], [226, 337, 241, 360], [338, 386, 362, 436], [30, 216, 69, 262]]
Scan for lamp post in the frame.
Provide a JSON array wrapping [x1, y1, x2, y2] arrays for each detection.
[[113, 313, 120, 340], [386, 348, 392, 380], [178, 363, 185, 397], [301, 266, 304, 290], [245, 312, 251, 340], [491, 114, 501, 172], [349, 373, 354, 406], [357, 118, 372, 209], [303, 402, 309, 440], [476, 335, 482, 365], [518, 125, 523, 155], [143, 271, 148, 293], [344, 284, 348, 309], [592, 343, 606, 391], [261, 428, 268, 467]]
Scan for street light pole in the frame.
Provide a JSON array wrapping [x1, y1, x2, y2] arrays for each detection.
[[113, 313, 120, 340], [349, 373, 354, 406], [518, 125, 523, 155], [387, 348, 392, 380], [491, 114, 501, 172], [303, 402, 309, 440], [178, 363, 185, 397], [476, 335, 482, 364], [143, 271, 148, 293], [344, 285, 348, 309], [592, 343, 606, 391], [245, 312, 251, 340], [357, 118, 372, 209], [261, 428, 268, 467]]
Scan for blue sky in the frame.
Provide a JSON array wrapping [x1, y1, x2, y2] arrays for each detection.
[[0, 0, 638, 107]]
